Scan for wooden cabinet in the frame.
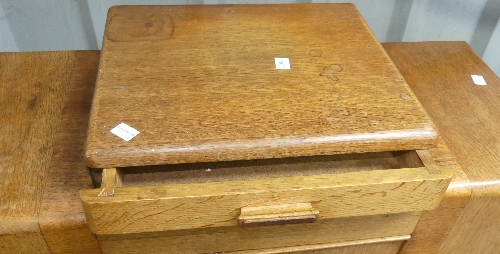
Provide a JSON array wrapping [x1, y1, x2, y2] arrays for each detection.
[[78, 4, 453, 253], [384, 41, 500, 254], [81, 151, 451, 235], [3, 42, 497, 254], [81, 151, 451, 252], [2, 6, 499, 254]]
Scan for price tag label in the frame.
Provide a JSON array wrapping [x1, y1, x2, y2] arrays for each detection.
[[275, 58, 290, 69], [110, 122, 140, 141]]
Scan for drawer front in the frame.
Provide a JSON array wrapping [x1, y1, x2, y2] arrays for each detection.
[[80, 150, 452, 235], [232, 237, 408, 254], [96, 212, 418, 254]]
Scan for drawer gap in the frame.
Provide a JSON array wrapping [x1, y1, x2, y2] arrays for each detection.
[[90, 150, 424, 188]]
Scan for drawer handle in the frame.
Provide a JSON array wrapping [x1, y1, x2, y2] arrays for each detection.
[[238, 203, 319, 228]]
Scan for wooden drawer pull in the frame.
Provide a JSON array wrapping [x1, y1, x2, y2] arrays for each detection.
[[238, 203, 319, 228]]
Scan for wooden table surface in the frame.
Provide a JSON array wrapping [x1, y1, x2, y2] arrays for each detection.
[[0, 52, 75, 254], [384, 41, 500, 254], [0, 41, 499, 253], [87, 4, 436, 169]]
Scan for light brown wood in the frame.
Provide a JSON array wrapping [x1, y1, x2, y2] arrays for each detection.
[[394, 151, 424, 168], [99, 168, 123, 197], [231, 235, 409, 254], [416, 150, 443, 174], [383, 43, 474, 254], [0, 52, 75, 253], [394, 150, 441, 174], [388, 137, 472, 253], [38, 51, 102, 254], [289, 241, 404, 254], [2, 43, 493, 253], [392, 142, 471, 254], [96, 212, 421, 253], [238, 203, 319, 228], [102, 168, 123, 188], [81, 165, 451, 234], [100, 152, 403, 187], [86, 4, 437, 168], [383, 41, 500, 254], [0, 233, 51, 254]]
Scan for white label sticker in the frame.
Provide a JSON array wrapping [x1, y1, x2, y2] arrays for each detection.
[[471, 75, 487, 85], [110, 122, 140, 141], [275, 58, 290, 69]]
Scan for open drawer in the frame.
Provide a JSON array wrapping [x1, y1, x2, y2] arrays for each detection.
[[80, 149, 453, 235]]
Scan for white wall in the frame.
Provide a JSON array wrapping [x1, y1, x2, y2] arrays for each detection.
[[1, 0, 499, 76], [0, 2, 18, 51]]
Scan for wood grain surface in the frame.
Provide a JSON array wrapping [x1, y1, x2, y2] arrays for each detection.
[[0, 52, 75, 253], [92, 151, 440, 189], [81, 165, 451, 234], [383, 41, 500, 254], [233, 236, 409, 254], [1, 42, 493, 253], [395, 137, 471, 254], [86, 40, 472, 252], [38, 51, 102, 254], [108, 151, 405, 187], [96, 212, 421, 253], [86, 4, 437, 168], [238, 203, 319, 228]]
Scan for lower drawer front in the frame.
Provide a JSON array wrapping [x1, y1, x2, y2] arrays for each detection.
[[96, 212, 419, 254], [235, 237, 407, 254]]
